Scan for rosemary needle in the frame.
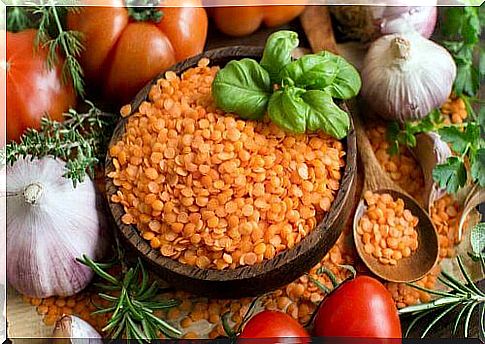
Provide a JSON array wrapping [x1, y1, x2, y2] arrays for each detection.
[[78, 255, 182, 342]]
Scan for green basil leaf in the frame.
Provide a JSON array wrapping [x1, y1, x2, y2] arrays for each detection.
[[268, 88, 307, 134], [268, 88, 350, 139], [260, 30, 299, 84], [212, 58, 272, 120], [301, 90, 350, 139], [317, 51, 361, 99], [279, 54, 339, 90]]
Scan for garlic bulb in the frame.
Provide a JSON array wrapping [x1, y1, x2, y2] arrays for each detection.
[[361, 32, 456, 123], [330, 3, 437, 42], [411, 132, 452, 212], [53, 315, 103, 344], [6, 156, 108, 298]]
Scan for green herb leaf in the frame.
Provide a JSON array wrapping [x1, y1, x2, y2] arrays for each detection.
[[454, 63, 478, 97], [317, 51, 361, 99], [471, 148, 485, 187], [438, 126, 471, 155], [268, 88, 349, 139], [432, 157, 468, 194], [442, 8, 464, 37], [480, 47, 485, 78], [279, 54, 338, 90], [301, 90, 350, 139], [260, 30, 299, 84], [212, 58, 272, 120], [268, 87, 307, 134], [462, 7, 480, 45], [5, 102, 115, 187]]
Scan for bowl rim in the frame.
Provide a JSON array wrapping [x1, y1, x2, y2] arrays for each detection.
[[105, 45, 357, 284]]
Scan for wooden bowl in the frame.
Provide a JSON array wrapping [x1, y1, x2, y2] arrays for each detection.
[[105, 46, 357, 298]]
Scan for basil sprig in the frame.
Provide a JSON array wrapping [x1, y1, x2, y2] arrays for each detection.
[[212, 30, 361, 139]]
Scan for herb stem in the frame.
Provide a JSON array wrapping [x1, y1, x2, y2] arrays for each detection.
[[398, 297, 462, 314]]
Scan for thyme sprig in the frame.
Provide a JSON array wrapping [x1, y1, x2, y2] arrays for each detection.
[[5, 101, 115, 187], [78, 233, 182, 342], [31, 2, 86, 97], [399, 255, 485, 338]]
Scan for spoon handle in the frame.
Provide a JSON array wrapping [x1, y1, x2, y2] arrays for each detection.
[[353, 112, 399, 192]]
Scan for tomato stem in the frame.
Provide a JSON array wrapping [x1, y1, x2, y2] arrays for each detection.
[[125, 0, 164, 23], [316, 267, 339, 288]]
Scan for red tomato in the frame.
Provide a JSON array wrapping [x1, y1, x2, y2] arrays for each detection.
[[313, 276, 402, 339], [67, 0, 208, 105], [6, 29, 76, 142], [239, 310, 310, 343]]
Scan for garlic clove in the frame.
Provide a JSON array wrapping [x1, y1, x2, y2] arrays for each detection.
[[411, 132, 452, 212], [53, 315, 103, 344]]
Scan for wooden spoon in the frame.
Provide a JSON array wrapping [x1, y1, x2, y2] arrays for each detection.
[[352, 114, 440, 283]]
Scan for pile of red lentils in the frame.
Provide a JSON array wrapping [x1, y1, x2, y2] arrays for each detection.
[[21, 92, 472, 339], [108, 59, 345, 270], [358, 191, 419, 265]]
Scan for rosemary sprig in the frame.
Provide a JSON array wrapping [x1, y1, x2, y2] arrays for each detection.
[[5, 101, 115, 187], [399, 255, 485, 338], [30, 1, 86, 97], [78, 255, 181, 342]]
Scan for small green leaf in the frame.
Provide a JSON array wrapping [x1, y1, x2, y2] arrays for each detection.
[[471, 148, 485, 187], [454, 63, 479, 97], [301, 90, 350, 139], [260, 30, 299, 84], [439, 126, 470, 155], [268, 88, 350, 139], [279, 54, 339, 90], [480, 47, 485, 79], [432, 157, 468, 194], [268, 87, 307, 134], [462, 7, 480, 45], [212, 58, 272, 120], [317, 51, 362, 99], [442, 8, 464, 37], [480, 105, 485, 134], [470, 223, 485, 257]]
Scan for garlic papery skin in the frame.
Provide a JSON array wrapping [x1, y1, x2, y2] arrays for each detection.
[[411, 132, 452, 212], [361, 32, 456, 123], [53, 315, 103, 344], [6, 156, 108, 298]]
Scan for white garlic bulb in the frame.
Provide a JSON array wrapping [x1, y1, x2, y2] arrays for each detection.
[[361, 31, 456, 123], [6, 156, 108, 298], [53, 315, 103, 344]]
